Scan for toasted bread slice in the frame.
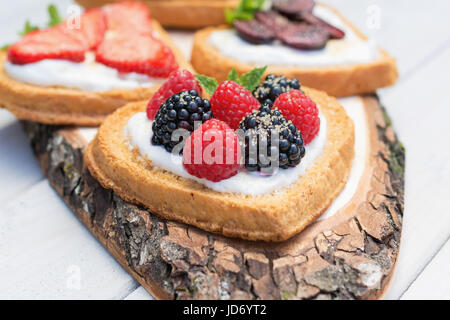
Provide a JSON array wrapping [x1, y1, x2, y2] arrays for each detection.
[[76, 0, 239, 29], [191, 5, 398, 97], [85, 87, 354, 242], [0, 21, 192, 126]]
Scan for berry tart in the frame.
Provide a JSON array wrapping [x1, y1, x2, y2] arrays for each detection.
[[191, 0, 398, 97], [0, 2, 191, 126], [76, 0, 240, 29], [85, 68, 354, 241]]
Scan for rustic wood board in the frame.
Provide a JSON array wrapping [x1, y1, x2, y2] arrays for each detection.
[[23, 95, 404, 300]]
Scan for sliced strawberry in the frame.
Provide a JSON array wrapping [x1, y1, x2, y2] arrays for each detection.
[[7, 28, 86, 65], [103, 1, 153, 35], [60, 8, 106, 50], [96, 32, 178, 77]]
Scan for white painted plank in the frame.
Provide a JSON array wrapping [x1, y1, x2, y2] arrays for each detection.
[[0, 1, 76, 202], [322, 0, 450, 80], [124, 286, 154, 300], [0, 110, 44, 203], [0, 180, 139, 299], [0, 0, 76, 46], [401, 239, 450, 300], [381, 46, 450, 299]]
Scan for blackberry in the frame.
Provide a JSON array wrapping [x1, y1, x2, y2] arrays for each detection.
[[253, 74, 301, 104], [151, 90, 213, 153], [239, 106, 305, 174]]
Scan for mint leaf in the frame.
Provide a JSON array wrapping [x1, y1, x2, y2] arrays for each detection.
[[1, 44, 10, 51], [240, 66, 267, 92], [225, 8, 253, 24], [225, 0, 267, 24], [19, 21, 39, 36], [227, 68, 241, 84], [195, 75, 218, 96], [241, 0, 266, 11], [47, 4, 62, 27]]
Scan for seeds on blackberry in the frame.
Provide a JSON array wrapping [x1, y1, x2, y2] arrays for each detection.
[[151, 90, 213, 152], [239, 108, 306, 173], [253, 74, 302, 104]]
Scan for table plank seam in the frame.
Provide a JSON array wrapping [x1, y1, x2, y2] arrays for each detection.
[[398, 234, 450, 299]]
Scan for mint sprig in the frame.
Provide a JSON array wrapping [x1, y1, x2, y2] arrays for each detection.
[[195, 75, 219, 96], [225, 0, 267, 25], [227, 68, 240, 84], [19, 21, 39, 36], [239, 66, 267, 92], [196, 66, 267, 96], [47, 4, 62, 27]]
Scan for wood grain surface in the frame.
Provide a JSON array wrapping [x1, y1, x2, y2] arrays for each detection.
[[22, 95, 404, 300]]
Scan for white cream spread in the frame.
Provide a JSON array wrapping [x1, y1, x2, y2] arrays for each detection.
[[124, 112, 327, 195], [317, 96, 368, 220], [4, 52, 164, 92], [208, 5, 379, 67]]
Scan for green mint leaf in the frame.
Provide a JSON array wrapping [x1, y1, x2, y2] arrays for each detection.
[[47, 4, 62, 27], [241, 0, 266, 11], [225, 8, 235, 25], [225, 8, 253, 24], [225, 0, 266, 24], [19, 21, 39, 36], [195, 75, 219, 96], [1, 44, 10, 51], [240, 66, 267, 92], [227, 68, 240, 84]]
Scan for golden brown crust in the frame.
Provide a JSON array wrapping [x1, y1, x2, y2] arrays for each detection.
[[75, 0, 239, 29], [191, 5, 398, 97], [0, 21, 192, 126], [85, 87, 355, 242]]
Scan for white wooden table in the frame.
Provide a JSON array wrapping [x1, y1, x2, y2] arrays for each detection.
[[0, 0, 449, 300]]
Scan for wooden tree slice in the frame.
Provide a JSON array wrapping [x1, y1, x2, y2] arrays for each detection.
[[23, 95, 404, 300]]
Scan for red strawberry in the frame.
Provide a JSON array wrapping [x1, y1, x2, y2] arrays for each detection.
[[210, 81, 260, 130], [146, 70, 202, 120], [183, 119, 241, 182], [7, 28, 86, 65], [273, 90, 320, 144], [103, 1, 153, 35], [95, 32, 179, 77], [60, 8, 106, 50]]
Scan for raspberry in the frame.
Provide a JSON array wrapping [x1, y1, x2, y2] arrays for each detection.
[[146, 70, 202, 120], [273, 90, 320, 144], [210, 81, 260, 130], [183, 119, 241, 182], [151, 90, 212, 153], [239, 105, 305, 173]]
